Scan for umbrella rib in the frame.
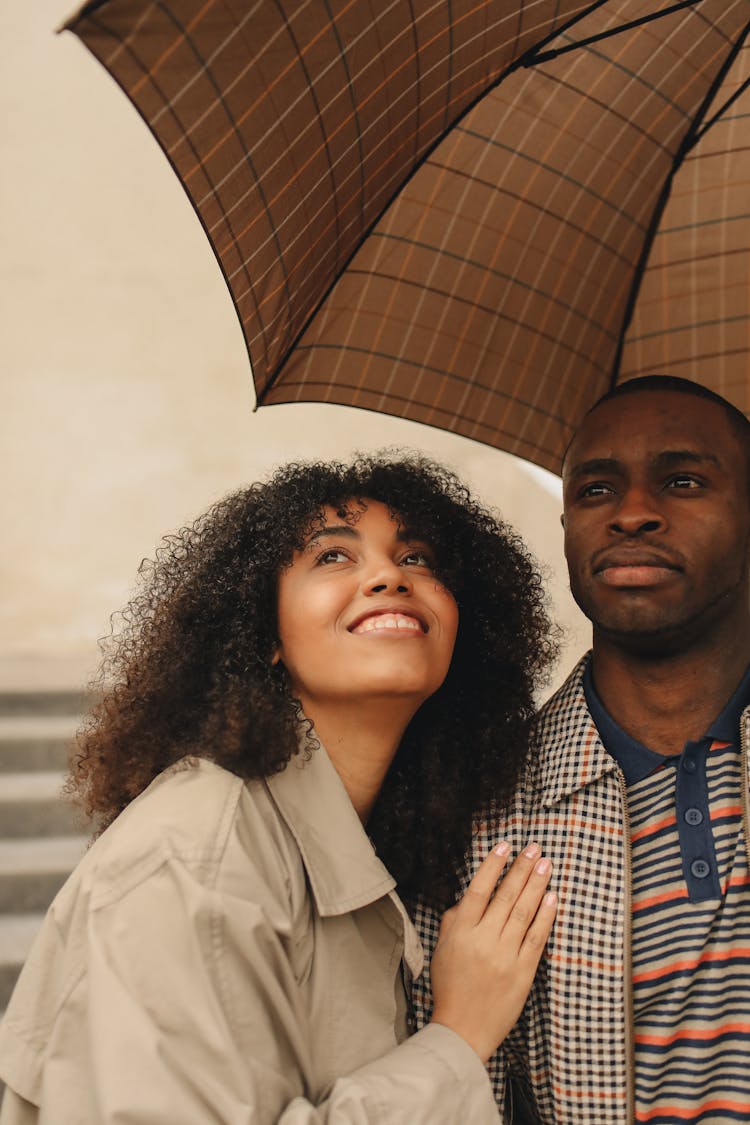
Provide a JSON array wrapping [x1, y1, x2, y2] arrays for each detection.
[[691, 74, 750, 149], [525, 1, 703, 67], [259, 0, 623, 403], [609, 15, 750, 390]]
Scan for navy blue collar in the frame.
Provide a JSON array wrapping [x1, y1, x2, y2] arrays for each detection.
[[583, 657, 750, 786]]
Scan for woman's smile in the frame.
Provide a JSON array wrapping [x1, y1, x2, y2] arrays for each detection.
[[349, 609, 427, 635]]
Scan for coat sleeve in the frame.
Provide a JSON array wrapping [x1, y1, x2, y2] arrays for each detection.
[[0, 853, 499, 1125], [410, 887, 510, 1116]]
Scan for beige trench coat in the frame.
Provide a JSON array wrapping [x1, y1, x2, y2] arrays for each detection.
[[0, 749, 498, 1123]]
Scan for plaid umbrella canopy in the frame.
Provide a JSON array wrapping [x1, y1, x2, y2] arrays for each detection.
[[63, 0, 750, 473]]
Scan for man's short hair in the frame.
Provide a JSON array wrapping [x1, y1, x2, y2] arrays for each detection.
[[566, 374, 750, 490]]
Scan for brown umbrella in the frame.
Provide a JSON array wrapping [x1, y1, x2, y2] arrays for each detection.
[[62, 0, 750, 473]]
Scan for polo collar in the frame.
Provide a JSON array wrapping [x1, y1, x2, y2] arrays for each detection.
[[583, 657, 750, 786]]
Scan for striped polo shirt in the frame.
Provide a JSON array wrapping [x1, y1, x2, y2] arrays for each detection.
[[585, 663, 750, 1123]]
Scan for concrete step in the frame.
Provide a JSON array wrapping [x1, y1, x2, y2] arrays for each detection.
[[0, 772, 81, 837], [0, 715, 78, 772], [0, 691, 90, 718], [0, 836, 87, 912]]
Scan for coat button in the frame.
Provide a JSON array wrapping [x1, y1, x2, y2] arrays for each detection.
[[684, 807, 704, 826], [691, 859, 710, 879]]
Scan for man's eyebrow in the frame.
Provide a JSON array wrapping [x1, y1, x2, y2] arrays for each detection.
[[566, 450, 722, 482], [566, 457, 623, 482], [652, 449, 721, 469]]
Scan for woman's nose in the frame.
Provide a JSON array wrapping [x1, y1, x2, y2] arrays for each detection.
[[363, 559, 412, 596]]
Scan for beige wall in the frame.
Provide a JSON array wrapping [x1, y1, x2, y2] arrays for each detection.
[[1, 2, 590, 692]]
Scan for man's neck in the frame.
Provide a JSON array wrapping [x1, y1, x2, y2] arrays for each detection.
[[590, 635, 750, 757]]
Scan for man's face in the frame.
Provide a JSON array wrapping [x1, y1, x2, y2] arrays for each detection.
[[562, 390, 750, 652]]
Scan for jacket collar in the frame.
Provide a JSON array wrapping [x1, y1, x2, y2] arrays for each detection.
[[267, 740, 424, 976], [267, 739, 396, 915], [534, 653, 621, 807]]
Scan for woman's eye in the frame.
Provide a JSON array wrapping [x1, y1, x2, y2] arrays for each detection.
[[400, 549, 433, 568], [316, 548, 350, 565]]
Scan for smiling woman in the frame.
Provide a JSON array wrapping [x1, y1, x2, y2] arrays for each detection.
[[0, 452, 559, 1124]]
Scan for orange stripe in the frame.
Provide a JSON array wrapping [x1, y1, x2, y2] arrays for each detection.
[[710, 802, 743, 821], [633, 947, 750, 984], [633, 886, 688, 913], [632, 812, 676, 842], [552, 1082, 622, 1102], [634, 869, 750, 911], [637, 1098, 750, 1121], [550, 952, 620, 973], [636, 1020, 750, 1047], [631, 802, 741, 845]]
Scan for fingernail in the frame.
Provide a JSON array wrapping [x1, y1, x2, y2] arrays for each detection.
[[535, 858, 551, 875], [544, 892, 558, 907], [493, 840, 510, 857], [524, 842, 541, 859]]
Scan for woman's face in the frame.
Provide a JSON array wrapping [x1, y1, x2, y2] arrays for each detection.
[[274, 500, 458, 717]]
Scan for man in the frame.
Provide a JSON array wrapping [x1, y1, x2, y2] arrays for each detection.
[[412, 375, 750, 1123]]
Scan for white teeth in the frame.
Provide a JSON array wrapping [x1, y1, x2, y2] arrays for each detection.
[[353, 613, 422, 634]]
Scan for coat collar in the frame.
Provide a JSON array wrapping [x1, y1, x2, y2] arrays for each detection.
[[267, 740, 424, 976], [534, 653, 621, 807], [267, 740, 395, 916]]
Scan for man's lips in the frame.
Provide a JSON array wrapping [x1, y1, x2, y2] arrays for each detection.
[[348, 608, 427, 634], [593, 551, 682, 588]]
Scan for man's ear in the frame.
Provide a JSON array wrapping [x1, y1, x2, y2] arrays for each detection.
[[271, 646, 282, 667], [560, 513, 565, 529]]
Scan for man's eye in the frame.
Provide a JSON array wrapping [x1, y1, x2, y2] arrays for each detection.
[[579, 482, 613, 499], [666, 475, 702, 490]]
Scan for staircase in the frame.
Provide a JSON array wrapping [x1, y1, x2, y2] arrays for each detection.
[[0, 691, 91, 1016]]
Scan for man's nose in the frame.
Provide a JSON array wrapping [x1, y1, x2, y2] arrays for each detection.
[[363, 559, 412, 595], [610, 488, 666, 535]]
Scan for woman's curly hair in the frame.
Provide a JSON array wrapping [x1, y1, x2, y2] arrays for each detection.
[[68, 452, 558, 907]]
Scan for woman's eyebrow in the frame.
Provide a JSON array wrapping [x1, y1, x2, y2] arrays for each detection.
[[306, 524, 359, 545], [305, 525, 425, 545]]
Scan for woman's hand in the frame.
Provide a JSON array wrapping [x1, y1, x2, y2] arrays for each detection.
[[429, 842, 557, 1063]]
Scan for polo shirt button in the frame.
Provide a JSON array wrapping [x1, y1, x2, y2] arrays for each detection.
[[682, 756, 697, 773], [691, 859, 710, 879], [684, 807, 704, 826]]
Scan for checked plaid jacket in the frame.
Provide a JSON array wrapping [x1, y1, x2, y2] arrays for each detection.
[[412, 654, 750, 1122], [412, 655, 636, 1123]]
